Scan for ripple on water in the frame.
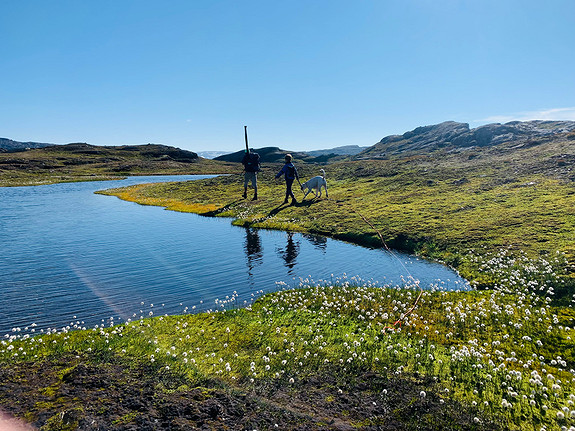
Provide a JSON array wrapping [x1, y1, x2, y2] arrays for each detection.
[[0, 176, 469, 334]]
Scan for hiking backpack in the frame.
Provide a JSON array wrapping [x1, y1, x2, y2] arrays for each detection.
[[243, 152, 261, 172]]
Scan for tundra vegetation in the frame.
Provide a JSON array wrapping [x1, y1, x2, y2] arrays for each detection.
[[1, 128, 575, 430], [0, 143, 238, 186]]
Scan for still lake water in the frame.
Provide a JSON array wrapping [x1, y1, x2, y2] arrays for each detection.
[[0, 175, 469, 334]]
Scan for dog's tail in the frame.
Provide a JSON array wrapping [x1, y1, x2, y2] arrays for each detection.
[[320, 169, 326, 179]]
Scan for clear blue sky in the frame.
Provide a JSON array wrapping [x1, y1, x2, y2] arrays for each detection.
[[1, 0, 574, 153]]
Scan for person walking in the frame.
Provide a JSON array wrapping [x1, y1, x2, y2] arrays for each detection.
[[275, 154, 299, 205], [242, 148, 260, 200]]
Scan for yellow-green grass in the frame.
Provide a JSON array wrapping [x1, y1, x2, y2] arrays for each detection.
[[5, 150, 575, 428], [97, 161, 575, 294], [0, 147, 238, 187]]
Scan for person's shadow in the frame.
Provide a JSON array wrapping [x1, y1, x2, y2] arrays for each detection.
[[200, 200, 243, 216], [202, 197, 318, 226]]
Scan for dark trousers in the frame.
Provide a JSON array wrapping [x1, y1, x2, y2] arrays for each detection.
[[285, 178, 295, 200]]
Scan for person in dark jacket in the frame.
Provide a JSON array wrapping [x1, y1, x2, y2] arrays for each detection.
[[241, 149, 260, 200], [275, 154, 299, 205]]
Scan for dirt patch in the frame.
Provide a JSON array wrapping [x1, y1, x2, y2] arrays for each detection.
[[0, 356, 505, 430]]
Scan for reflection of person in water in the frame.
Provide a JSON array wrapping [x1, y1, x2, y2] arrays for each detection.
[[302, 233, 327, 252], [244, 227, 263, 277], [277, 232, 300, 272]]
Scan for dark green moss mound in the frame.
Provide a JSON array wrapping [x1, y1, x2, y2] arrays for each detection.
[[0, 355, 501, 431]]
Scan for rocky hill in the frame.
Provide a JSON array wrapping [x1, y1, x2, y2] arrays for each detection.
[[358, 120, 575, 159], [215, 147, 317, 164], [214, 145, 358, 164], [0, 143, 239, 186], [41, 143, 199, 162], [0, 137, 54, 152]]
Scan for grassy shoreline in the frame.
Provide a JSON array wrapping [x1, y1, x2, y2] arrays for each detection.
[[0, 144, 239, 187], [2, 273, 574, 430], [97, 161, 575, 297], [3, 151, 575, 429]]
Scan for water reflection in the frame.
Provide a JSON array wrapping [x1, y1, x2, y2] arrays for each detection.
[[0, 175, 470, 334], [244, 227, 263, 279], [276, 232, 300, 273], [244, 229, 325, 276], [302, 233, 327, 252]]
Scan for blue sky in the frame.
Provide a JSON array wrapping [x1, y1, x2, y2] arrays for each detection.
[[1, 0, 574, 153]]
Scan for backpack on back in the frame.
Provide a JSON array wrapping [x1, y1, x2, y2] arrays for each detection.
[[243, 152, 260, 172]]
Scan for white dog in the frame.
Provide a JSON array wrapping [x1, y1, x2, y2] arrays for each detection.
[[300, 169, 328, 200]]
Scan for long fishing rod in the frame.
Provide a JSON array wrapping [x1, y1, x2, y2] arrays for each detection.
[[332, 198, 423, 330], [244, 126, 249, 153]]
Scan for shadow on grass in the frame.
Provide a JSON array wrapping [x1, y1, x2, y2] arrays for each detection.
[[293, 199, 316, 208], [200, 197, 328, 226], [200, 200, 244, 217], [241, 198, 320, 225], [249, 203, 291, 224]]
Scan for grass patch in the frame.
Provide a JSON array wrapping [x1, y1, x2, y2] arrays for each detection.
[[2, 257, 574, 429], [99, 160, 575, 296], [0, 144, 238, 187], [3, 133, 575, 429]]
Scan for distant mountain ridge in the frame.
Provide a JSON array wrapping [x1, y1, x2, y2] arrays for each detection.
[[0, 138, 54, 152], [197, 150, 231, 159], [5, 120, 574, 161], [215, 145, 367, 164], [358, 120, 575, 159], [305, 145, 367, 157]]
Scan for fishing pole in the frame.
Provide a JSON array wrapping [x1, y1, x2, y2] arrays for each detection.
[[244, 126, 249, 154], [331, 198, 423, 330]]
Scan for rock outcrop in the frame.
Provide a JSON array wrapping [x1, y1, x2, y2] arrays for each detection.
[[358, 120, 575, 159]]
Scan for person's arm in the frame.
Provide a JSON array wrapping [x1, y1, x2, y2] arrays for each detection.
[[275, 164, 286, 179]]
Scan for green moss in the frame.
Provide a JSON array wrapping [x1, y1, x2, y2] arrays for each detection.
[[39, 384, 60, 398], [112, 411, 139, 425], [40, 408, 83, 431]]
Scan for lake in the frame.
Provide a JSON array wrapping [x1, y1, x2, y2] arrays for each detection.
[[0, 175, 469, 335]]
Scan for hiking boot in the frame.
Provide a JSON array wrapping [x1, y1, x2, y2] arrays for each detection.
[[291, 199, 297, 205], [242, 192, 247, 199], [252, 194, 258, 201], [283, 199, 289, 204]]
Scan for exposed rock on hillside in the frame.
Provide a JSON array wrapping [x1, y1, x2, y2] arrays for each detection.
[[305, 145, 368, 157], [358, 120, 575, 159]]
